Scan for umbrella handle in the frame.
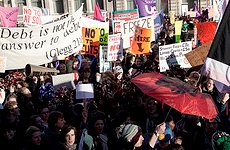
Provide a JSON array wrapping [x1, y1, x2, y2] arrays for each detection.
[[164, 107, 172, 122]]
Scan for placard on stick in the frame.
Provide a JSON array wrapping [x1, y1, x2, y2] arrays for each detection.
[[185, 41, 212, 67], [76, 83, 94, 99]]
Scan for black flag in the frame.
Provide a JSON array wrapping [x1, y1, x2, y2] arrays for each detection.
[[202, 1, 230, 93]]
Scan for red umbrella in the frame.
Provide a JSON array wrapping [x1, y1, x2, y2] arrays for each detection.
[[131, 72, 218, 120]]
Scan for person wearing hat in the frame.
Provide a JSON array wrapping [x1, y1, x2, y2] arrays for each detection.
[[116, 122, 166, 150]]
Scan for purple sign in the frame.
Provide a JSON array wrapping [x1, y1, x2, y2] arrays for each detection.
[[135, 0, 157, 17]]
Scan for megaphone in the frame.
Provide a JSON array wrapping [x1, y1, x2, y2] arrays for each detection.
[[25, 64, 60, 76]]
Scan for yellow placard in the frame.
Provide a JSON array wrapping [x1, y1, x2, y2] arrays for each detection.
[[82, 27, 100, 55]]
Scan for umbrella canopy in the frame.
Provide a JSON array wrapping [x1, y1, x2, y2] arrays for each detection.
[[131, 72, 218, 120]]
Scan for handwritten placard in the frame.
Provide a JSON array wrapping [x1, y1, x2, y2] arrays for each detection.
[[185, 41, 212, 67]]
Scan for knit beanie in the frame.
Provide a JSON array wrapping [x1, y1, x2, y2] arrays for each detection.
[[117, 124, 140, 142]]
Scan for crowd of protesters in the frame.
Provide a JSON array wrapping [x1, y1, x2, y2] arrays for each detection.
[[0, 13, 230, 150]]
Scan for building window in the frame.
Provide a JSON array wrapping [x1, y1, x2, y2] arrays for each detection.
[[127, 0, 135, 10], [75, 0, 87, 11], [53, 0, 64, 14], [31, 0, 42, 7]]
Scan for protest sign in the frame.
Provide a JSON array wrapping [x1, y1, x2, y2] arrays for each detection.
[[99, 28, 108, 45], [185, 41, 211, 67], [112, 9, 139, 33], [169, 11, 175, 24], [131, 27, 151, 54], [0, 6, 83, 70], [196, 22, 216, 44], [76, 83, 94, 99], [120, 16, 154, 48], [107, 34, 123, 61], [159, 41, 192, 72], [0, 56, 7, 73], [82, 27, 100, 55], [52, 73, 76, 91], [175, 20, 183, 43], [99, 46, 112, 73], [23, 6, 42, 26]]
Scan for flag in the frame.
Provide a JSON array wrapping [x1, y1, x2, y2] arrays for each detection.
[[193, 2, 201, 17], [154, 10, 164, 34], [94, 2, 104, 22], [0, 7, 19, 27], [135, 0, 157, 17], [202, 2, 230, 93]]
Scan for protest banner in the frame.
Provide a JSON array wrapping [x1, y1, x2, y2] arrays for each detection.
[[159, 41, 192, 72], [99, 46, 112, 73], [82, 27, 100, 55], [76, 83, 94, 99], [107, 34, 123, 61], [0, 56, 7, 73], [0, 6, 19, 27], [23, 6, 42, 26], [52, 73, 76, 91], [120, 16, 154, 48], [185, 41, 211, 67], [0, 6, 83, 70], [175, 20, 183, 43], [196, 22, 216, 44], [131, 27, 151, 54], [112, 9, 139, 33]]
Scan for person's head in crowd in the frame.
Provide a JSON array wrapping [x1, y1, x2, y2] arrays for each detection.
[[29, 115, 46, 132], [203, 78, 214, 92], [59, 63, 67, 74], [158, 134, 171, 149], [1, 125, 17, 145], [88, 111, 107, 136], [6, 93, 17, 103], [165, 144, 185, 150], [145, 98, 158, 115], [113, 65, 123, 80], [59, 125, 78, 149], [116, 124, 144, 148], [20, 86, 32, 98], [166, 115, 176, 132], [186, 71, 200, 87], [205, 117, 220, 134], [39, 106, 49, 124], [3, 101, 20, 126], [72, 58, 80, 71], [48, 111, 65, 132], [24, 126, 42, 148], [174, 135, 183, 145], [47, 100, 57, 112]]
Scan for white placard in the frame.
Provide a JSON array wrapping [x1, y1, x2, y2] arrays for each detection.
[[120, 16, 155, 48], [0, 6, 83, 70], [76, 83, 94, 99], [159, 41, 192, 72], [52, 73, 76, 91], [23, 6, 42, 26], [107, 33, 123, 61], [99, 46, 112, 73]]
